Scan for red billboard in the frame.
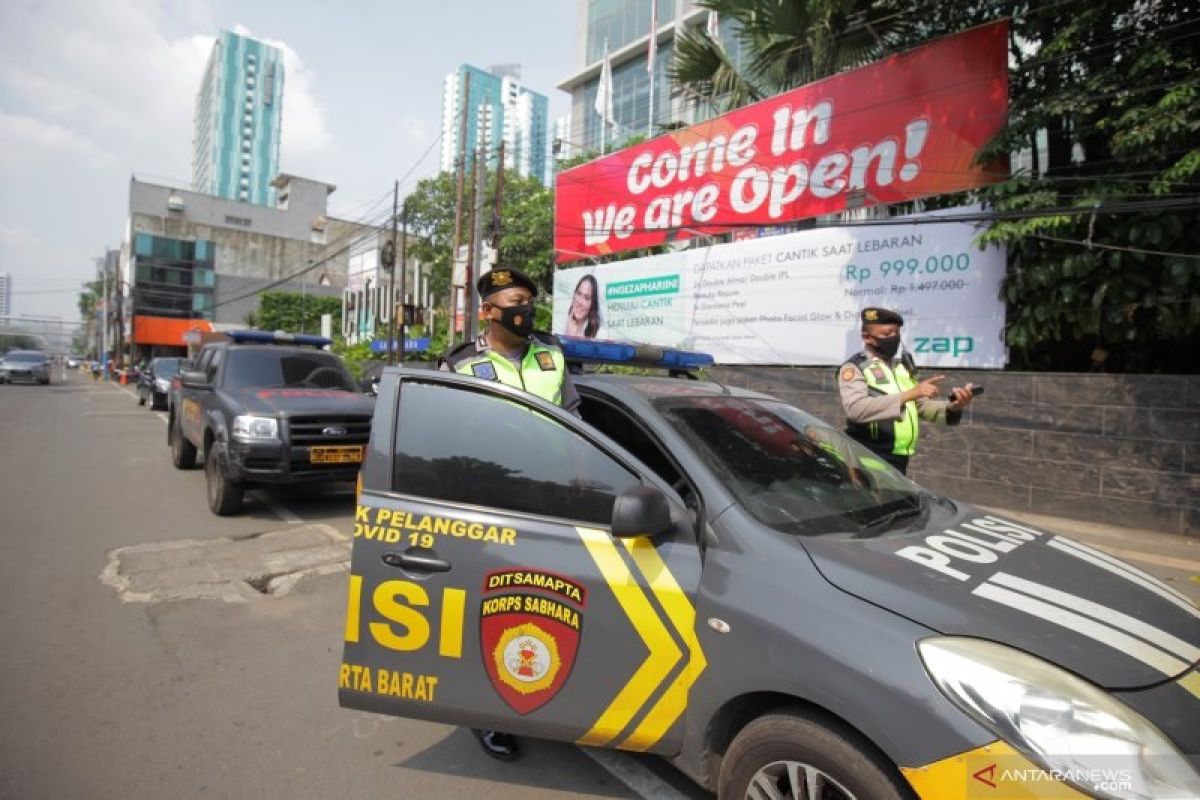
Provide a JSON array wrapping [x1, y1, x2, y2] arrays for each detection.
[[555, 21, 1009, 262]]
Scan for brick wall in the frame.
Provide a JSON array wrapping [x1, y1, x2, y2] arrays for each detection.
[[709, 367, 1199, 535]]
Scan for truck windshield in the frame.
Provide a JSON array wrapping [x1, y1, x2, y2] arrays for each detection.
[[655, 396, 924, 536], [223, 349, 356, 392]]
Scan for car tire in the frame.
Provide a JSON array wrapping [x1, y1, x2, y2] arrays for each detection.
[[206, 444, 244, 516], [138, 391, 146, 406], [718, 709, 910, 800], [171, 419, 197, 469]]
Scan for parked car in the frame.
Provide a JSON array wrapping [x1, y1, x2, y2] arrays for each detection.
[[0, 350, 51, 384], [137, 357, 182, 410], [67, 354, 84, 369], [169, 330, 375, 515], [340, 338, 1200, 800]]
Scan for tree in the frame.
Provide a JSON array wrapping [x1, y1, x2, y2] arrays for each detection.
[[403, 166, 556, 301], [672, 0, 899, 113], [255, 291, 342, 334]]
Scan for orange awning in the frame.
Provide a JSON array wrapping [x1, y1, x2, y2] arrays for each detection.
[[132, 315, 213, 347]]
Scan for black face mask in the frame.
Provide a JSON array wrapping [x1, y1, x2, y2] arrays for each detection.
[[872, 333, 901, 359], [494, 303, 534, 338]]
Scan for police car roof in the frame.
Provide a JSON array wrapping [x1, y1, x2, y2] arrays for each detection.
[[575, 372, 774, 403]]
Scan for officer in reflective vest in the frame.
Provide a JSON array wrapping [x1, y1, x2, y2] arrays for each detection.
[[838, 307, 975, 474], [438, 267, 579, 762], [440, 267, 580, 415]]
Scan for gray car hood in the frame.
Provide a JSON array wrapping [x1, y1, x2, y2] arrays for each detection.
[[800, 507, 1200, 689]]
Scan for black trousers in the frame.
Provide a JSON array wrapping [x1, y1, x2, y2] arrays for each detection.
[[879, 452, 910, 474]]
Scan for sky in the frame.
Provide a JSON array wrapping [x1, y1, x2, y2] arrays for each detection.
[[0, 0, 578, 320]]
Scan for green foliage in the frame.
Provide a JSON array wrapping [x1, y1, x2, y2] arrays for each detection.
[[256, 291, 343, 335], [0, 334, 42, 352]]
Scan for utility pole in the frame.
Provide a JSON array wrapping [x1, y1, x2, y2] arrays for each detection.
[[467, 144, 487, 342], [398, 200, 409, 366], [450, 71, 471, 343], [387, 179, 399, 365], [493, 140, 505, 260]]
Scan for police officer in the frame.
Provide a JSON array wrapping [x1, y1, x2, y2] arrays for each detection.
[[838, 307, 975, 474], [439, 267, 578, 761], [440, 267, 580, 416]]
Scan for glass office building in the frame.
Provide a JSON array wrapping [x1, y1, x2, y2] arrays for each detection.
[[440, 65, 550, 185], [193, 30, 285, 205], [130, 233, 216, 321]]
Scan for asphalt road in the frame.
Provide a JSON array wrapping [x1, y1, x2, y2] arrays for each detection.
[[2, 372, 1196, 799], [0, 373, 705, 800]]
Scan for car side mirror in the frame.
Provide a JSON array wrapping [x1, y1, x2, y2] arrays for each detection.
[[180, 369, 211, 389], [611, 485, 672, 539]]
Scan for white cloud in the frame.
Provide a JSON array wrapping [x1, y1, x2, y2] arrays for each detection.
[[0, 112, 115, 170], [231, 23, 332, 162]]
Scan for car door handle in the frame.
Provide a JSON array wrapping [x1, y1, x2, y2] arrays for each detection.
[[381, 551, 451, 573]]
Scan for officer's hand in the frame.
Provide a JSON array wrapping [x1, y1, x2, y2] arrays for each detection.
[[903, 375, 944, 403], [949, 383, 975, 409]]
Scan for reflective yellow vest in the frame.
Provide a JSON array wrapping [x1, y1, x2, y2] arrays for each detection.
[[452, 338, 566, 407], [849, 357, 920, 457]]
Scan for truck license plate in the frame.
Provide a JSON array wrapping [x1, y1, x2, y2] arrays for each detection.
[[310, 446, 363, 464]]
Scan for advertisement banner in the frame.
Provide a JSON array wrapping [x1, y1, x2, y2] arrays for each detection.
[[555, 21, 1009, 262], [553, 207, 1006, 368]]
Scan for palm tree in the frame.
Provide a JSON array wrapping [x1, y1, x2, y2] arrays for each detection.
[[672, 0, 903, 114]]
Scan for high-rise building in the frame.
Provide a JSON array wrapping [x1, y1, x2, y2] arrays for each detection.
[[440, 64, 549, 185], [558, 1, 746, 154], [193, 29, 285, 206], [0, 271, 11, 315]]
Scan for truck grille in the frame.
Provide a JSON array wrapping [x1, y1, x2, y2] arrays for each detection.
[[287, 415, 371, 447]]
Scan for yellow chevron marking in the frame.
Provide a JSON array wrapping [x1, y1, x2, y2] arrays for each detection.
[[618, 537, 708, 751], [1179, 670, 1200, 701], [575, 526, 682, 747]]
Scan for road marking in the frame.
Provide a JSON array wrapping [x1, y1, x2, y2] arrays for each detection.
[[155, 412, 168, 425], [252, 491, 304, 525], [972, 581, 1190, 677], [579, 747, 693, 800]]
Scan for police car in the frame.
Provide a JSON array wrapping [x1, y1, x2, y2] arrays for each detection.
[[340, 338, 1199, 800]]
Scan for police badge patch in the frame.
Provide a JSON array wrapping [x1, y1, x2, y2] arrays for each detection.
[[535, 351, 555, 371], [471, 362, 499, 381]]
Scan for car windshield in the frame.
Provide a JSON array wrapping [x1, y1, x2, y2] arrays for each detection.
[[655, 395, 924, 536], [5, 351, 46, 364], [153, 359, 181, 378], [223, 348, 356, 391]]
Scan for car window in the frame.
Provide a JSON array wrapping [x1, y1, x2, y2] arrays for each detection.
[[392, 381, 639, 525], [655, 396, 920, 536], [222, 349, 356, 391], [206, 348, 224, 383], [154, 359, 180, 378], [5, 352, 46, 363], [193, 347, 214, 377]]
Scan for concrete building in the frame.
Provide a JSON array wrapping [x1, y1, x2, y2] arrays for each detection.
[[193, 29, 285, 206], [558, 1, 746, 154], [0, 271, 11, 316], [118, 174, 389, 359], [440, 64, 550, 184]]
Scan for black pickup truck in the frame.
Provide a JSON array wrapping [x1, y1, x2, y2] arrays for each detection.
[[169, 330, 375, 515]]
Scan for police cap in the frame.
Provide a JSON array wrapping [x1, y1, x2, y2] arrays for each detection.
[[861, 307, 904, 327], [477, 268, 538, 300]]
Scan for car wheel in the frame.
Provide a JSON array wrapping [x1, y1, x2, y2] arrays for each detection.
[[138, 390, 146, 406], [718, 709, 909, 800], [205, 444, 244, 516], [171, 419, 197, 469]]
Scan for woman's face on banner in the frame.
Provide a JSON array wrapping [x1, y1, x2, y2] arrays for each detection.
[[570, 279, 594, 320]]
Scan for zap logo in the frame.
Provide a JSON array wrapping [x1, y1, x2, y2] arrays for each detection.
[[479, 569, 586, 715]]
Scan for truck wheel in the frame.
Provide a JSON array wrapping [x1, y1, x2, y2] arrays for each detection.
[[206, 445, 244, 516], [718, 709, 908, 800], [171, 419, 197, 469]]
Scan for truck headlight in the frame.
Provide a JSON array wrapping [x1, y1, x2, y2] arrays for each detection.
[[231, 415, 278, 442], [919, 637, 1200, 800]]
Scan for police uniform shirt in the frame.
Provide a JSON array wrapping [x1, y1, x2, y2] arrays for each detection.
[[440, 332, 582, 416], [838, 354, 956, 426]]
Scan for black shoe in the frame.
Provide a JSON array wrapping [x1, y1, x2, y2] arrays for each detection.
[[472, 728, 520, 761]]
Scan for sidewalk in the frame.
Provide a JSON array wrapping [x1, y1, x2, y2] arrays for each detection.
[[983, 505, 1200, 604]]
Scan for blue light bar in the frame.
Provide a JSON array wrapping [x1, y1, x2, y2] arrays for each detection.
[[558, 336, 713, 370], [226, 330, 332, 347]]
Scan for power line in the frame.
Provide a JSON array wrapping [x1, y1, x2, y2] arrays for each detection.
[[1027, 233, 1200, 261]]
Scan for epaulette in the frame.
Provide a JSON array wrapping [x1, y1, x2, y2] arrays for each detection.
[[440, 340, 478, 368], [531, 330, 562, 349], [843, 351, 870, 369]]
